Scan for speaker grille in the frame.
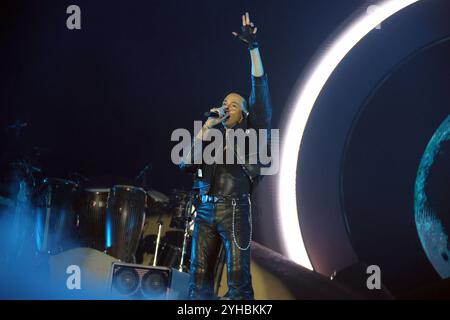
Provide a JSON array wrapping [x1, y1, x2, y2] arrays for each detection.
[[110, 263, 171, 300]]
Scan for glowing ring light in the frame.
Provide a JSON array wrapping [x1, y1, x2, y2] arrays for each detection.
[[278, 0, 420, 269]]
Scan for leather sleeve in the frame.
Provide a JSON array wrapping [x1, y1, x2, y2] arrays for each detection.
[[248, 73, 273, 133]]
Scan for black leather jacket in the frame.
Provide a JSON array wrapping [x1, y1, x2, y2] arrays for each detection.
[[180, 73, 273, 195]]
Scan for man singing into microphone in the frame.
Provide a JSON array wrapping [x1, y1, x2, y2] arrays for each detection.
[[179, 12, 272, 300]]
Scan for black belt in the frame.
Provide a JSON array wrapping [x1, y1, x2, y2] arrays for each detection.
[[200, 194, 250, 203]]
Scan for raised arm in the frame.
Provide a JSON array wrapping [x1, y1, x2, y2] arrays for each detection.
[[233, 12, 264, 77], [250, 48, 264, 77], [233, 12, 272, 131]]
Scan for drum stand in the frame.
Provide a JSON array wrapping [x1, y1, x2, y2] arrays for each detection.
[[178, 194, 195, 272], [178, 222, 190, 272], [152, 212, 164, 266]]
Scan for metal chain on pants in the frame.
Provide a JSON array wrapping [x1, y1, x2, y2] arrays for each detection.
[[231, 197, 252, 251]]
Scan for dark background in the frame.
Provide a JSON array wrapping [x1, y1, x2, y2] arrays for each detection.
[[0, 0, 363, 192], [1, 0, 449, 296]]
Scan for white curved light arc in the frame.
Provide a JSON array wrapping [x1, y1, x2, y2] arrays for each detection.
[[278, 0, 420, 269]]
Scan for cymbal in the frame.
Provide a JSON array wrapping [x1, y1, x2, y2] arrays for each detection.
[[147, 189, 170, 203]]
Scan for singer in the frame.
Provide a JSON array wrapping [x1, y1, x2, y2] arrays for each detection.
[[179, 12, 272, 300]]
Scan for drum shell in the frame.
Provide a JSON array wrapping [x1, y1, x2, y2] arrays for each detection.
[[35, 178, 79, 254], [78, 188, 109, 251], [105, 185, 146, 262]]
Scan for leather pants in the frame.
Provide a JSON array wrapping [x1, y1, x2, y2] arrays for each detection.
[[188, 196, 254, 300]]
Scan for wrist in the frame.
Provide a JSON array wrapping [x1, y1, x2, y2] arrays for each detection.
[[248, 42, 259, 50]]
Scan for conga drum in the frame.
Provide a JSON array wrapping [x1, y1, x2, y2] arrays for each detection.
[[105, 185, 146, 262], [78, 188, 110, 251], [35, 178, 79, 254]]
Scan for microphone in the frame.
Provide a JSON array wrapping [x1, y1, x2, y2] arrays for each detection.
[[204, 111, 219, 118], [204, 106, 227, 118]]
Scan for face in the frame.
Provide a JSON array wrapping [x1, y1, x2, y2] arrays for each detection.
[[221, 93, 246, 128]]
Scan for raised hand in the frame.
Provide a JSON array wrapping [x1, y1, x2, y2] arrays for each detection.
[[232, 12, 259, 50]]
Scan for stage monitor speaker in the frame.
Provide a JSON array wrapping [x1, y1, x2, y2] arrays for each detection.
[[109, 262, 189, 300]]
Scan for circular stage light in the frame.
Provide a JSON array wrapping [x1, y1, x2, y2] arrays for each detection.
[[278, 0, 421, 269]]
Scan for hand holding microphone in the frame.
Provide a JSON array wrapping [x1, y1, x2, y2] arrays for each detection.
[[204, 106, 228, 118], [204, 106, 229, 128]]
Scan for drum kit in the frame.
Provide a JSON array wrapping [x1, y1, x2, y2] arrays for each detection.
[[0, 161, 197, 273], [0, 121, 224, 290], [137, 188, 196, 272]]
